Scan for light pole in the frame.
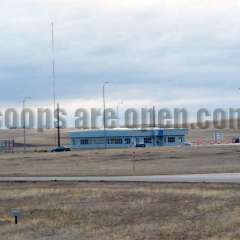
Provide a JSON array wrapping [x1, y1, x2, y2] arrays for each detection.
[[103, 82, 109, 149], [117, 101, 124, 127], [22, 97, 32, 153]]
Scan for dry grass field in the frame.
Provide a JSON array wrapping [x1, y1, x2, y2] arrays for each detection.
[[0, 127, 239, 176], [1, 129, 240, 240], [0, 145, 240, 176], [0, 127, 239, 149], [0, 129, 70, 148], [0, 182, 240, 240]]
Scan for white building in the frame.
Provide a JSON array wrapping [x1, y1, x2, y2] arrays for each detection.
[[69, 128, 188, 149]]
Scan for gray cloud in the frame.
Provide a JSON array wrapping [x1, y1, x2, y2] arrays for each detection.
[[0, 0, 240, 109]]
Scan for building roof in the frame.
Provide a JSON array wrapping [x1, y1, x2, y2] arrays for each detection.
[[69, 128, 188, 138]]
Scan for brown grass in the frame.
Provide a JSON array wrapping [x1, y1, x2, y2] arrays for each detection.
[[0, 127, 239, 149], [0, 145, 240, 176], [0, 182, 240, 240], [0, 127, 240, 176]]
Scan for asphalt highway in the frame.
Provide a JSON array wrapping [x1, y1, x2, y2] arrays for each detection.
[[1, 173, 240, 183]]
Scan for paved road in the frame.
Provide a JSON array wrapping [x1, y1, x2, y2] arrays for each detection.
[[1, 173, 240, 183]]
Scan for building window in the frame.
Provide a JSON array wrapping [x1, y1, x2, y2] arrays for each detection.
[[144, 137, 152, 144], [168, 137, 175, 143], [80, 139, 89, 145], [89, 138, 105, 144], [108, 138, 123, 144], [124, 138, 131, 144], [73, 138, 81, 145]]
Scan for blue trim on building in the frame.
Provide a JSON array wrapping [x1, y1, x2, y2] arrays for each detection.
[[69, 128, 188, 149]]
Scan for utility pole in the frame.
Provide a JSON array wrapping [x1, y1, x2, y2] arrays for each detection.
[[152, 106, 156, 128], [57, 103, 61, 147], [51, 22, 57, 146], [22, 97, 32, 153], [152, 105, 156, 146], [51, 22, 56, 116]]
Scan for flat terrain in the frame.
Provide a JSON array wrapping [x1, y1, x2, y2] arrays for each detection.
[[0, 127, 239, 149], [1, 129, 240, 240], [0, 127, 239, 177], [0, 129, 70, 149], [1, 182, 240, 240], [0, 145, 240, 176], [0, 127, 240, 151], [4, 173, 240, 183]]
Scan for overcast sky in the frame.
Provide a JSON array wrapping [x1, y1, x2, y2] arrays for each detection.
[[1, 0, 240, 110]]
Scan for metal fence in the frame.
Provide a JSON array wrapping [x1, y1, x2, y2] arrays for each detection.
[[0, 139, 15, 153]]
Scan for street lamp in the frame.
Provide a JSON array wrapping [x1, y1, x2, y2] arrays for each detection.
[[103, 82, 110, 149], [22, 97, 32, 153]]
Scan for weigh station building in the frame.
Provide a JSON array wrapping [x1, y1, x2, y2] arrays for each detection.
[[69, 128, 188, 149]]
